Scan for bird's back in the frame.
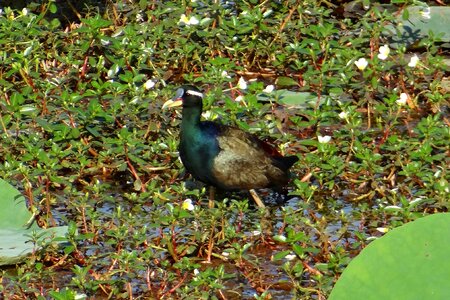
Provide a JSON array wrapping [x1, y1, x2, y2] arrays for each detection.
[[207, 125, 297, 190]]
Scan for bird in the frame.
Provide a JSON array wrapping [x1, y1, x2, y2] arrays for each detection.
[[163, 85, 298, 208]]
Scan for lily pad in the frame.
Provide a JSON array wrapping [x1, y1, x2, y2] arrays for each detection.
[[386, 6, 450, 48], [0, 178, 68, 266], [258, 89, 327, 109], [329, 213, 450, 300]]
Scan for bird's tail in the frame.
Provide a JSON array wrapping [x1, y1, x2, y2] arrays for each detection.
[[278, 155, 298, 170]]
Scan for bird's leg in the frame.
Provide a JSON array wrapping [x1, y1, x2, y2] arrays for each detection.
[[206, 216, 216, 263], [249, 189, 265, 208], [208, 186, 215, 208]]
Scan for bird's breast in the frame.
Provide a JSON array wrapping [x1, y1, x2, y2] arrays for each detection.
[[179, 133, 219, 185]]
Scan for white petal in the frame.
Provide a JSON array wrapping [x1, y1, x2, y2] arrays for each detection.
[[285, 254, 296, 261], [318, 135, 332, 143], [408, 55, 419, 68], [376, 227, 389, 233], [179, 14, 189, 25], [182, 199, 195, 211], [263, 85, 275, 93], [221, 70, 230, 78], [355, 58, 368, 70], [237, 77, 247, 90], [378, 45, 390, 60], [235, 95, 244, 102], [396, 93, 408, 105], [338, 111, 348, 119], [188, 16, 199, 25], [144, 79, 155, 90]]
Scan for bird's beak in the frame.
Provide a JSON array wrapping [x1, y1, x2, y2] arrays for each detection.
[[162, 97, 183, 109]]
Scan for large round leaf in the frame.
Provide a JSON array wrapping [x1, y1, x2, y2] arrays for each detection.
[[257, 89, 326, 109], [386, 6, 450, 48], [0, 178, 68, 266], [329, 213, 450, 300]]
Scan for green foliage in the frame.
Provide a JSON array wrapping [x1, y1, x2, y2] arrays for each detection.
[[0, 0, 448, 299]]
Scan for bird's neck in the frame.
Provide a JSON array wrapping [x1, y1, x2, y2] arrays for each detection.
[[181, 105, 202, 133]]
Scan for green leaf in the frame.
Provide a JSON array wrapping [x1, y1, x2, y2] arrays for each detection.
[[49, 3, 57, 14], [257, 89, 326, 109], [81, 16, 112, 30], [329, 213, 450, 300], [402, 8, 409, 20], [0, 179, 68, 266], [292, 244, 305, 256], [275, 76, 299, 87], [272, 250, 291, 261]]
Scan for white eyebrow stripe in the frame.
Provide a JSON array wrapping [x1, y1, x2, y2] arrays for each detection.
[[186, 90, 204, 98]]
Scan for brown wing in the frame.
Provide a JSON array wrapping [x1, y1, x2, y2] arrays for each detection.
[[211, 127, 288, 190]]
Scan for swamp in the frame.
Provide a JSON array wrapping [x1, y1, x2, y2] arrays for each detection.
[[0, 0, 449, 299]]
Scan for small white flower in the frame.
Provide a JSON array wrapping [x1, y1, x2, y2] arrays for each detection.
[[107, 65, 121, 78], [74, 293, 87, 300], [338, 111, 348, 119], [408, 54, 419, 68], [262, 9, 273, 18], [285, 254, 296, 261], [23, 46, 33, 57], [235, 95, 244, 102], [179, 14, 199, 26], [112, 29, 124, 38], [263, 85, 275, 93], [396, 93, 408, 106], [182, 199, 195, 211], [420, 6, 431, 20], [274, 234, 287, 242], [100, 39, 110, 46], [144, 79, 155, 90], [355, 57, 368, 70], [193, 269, 200, 276], [237, 77, 247, 90], [22, 8, 28, 16], [434, 169, 442, 178], [251, 230, 261, 236], [222, 251, 230, 257], [318, 135, 332, 144], [202, 110, 218, 120], [410, 197, 426, 206], [188, 16, 199, 25], [221, 70, 231, 78], [179, 14, 189, 24], [376, 227, 389, 233], [377, 45, 390, 60], [384, 205, 402, 212]]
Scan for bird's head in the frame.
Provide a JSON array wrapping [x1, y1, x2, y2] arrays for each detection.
[[162, 85, 204, 109]]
